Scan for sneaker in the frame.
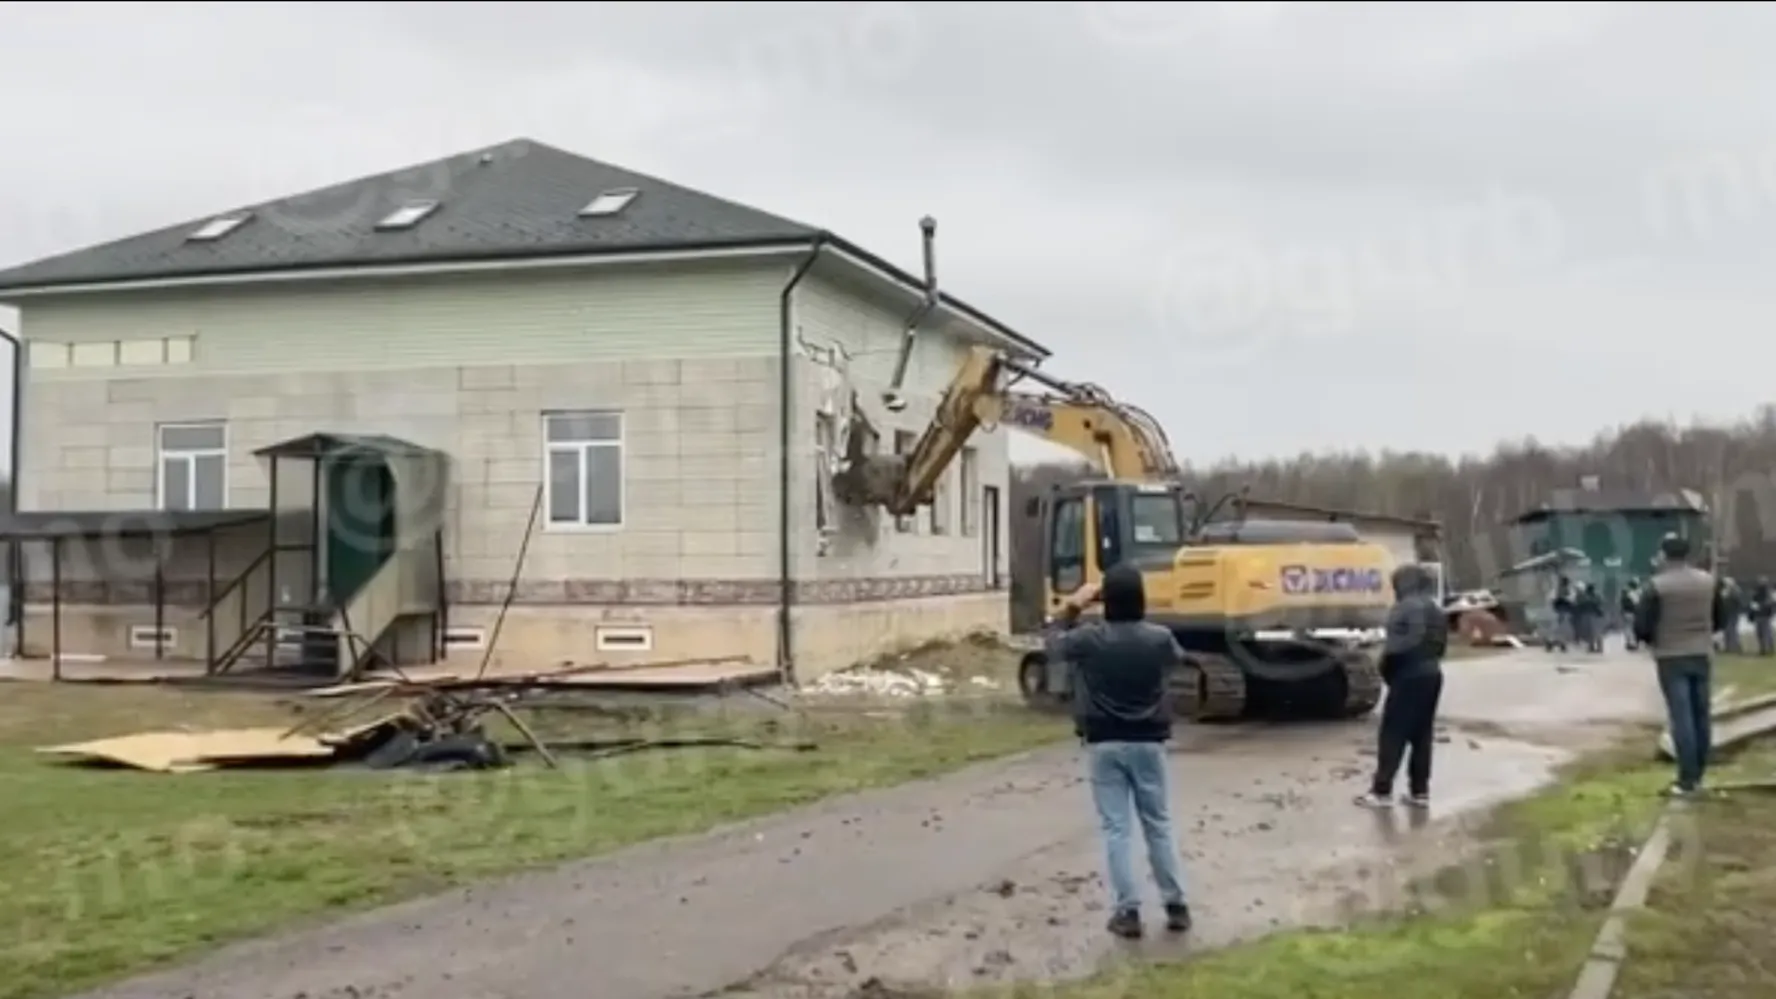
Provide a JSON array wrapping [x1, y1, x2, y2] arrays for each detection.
[[1164, 903, 1193, 933], [1403, 792, 1430, 809], [1353, 792, 1394, 808], [1661, 783, 1695, 799], [1106, 909, 1143, 939]]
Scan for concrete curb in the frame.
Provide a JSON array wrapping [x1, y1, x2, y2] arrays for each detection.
[[1656, 694, 1776, 761], [1566, 807, 1676, 999], [1714, 691, 1776, 722]]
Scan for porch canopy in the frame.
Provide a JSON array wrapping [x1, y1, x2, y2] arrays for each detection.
[[251, 432, 449, 662], [252, 432, 449, 538], [0, 508, 272, 677]]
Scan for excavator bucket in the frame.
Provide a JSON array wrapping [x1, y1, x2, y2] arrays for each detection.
[[830, 407, 906, 508]]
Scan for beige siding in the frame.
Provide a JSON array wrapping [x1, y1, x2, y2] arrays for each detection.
[[16, 260, 781, 376], [788, 271, 1012, 590], [21, 358, 778, 587]]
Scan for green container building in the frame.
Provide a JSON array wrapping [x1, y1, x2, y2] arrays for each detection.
[[1506, 486, 1712, 610]]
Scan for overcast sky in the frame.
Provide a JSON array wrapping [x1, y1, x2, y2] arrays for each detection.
[[3, 1, 1775, 466]]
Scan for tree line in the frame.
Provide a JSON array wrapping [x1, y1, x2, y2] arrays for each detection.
[[1007, 406, 1776, 630]]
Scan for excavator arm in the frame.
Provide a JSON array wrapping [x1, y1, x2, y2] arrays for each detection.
[[877, 345, 1181, 516]]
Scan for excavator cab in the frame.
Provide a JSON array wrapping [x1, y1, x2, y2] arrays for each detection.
[[1033, 480, 1192, 622]]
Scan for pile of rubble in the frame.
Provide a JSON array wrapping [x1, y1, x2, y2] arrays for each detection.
[[803, 667, 953, 698]]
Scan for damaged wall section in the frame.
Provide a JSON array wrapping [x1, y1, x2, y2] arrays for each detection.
[[787, 266, 1018, 669]]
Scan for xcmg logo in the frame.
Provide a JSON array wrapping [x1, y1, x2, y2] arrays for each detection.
[[1280, 565, 1386, 596]]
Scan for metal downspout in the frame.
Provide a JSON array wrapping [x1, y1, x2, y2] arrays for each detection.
[[0, 327, 19, 653], [777, 235, 829, 686]]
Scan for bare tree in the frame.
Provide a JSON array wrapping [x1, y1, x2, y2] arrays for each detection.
[[1007, 410, 1776, 629]]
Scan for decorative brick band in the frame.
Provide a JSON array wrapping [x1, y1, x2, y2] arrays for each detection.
[[445, 573, 999, 606], [22, 574, 1004, 608]]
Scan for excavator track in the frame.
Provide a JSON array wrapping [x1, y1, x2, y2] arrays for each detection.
[[1170, 653, 1248, 721], [1338, 647, 1385, 718]]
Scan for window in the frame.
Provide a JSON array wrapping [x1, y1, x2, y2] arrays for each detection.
[[814, 413, 837, 537], [27, 342, 68, 369], [157, 422, 227, 511], [30, 336, 195, 369], [1050, 497, 1087, 594], [545, 411, 624, 528], [188, 212, 251, 242], [127, 625, 178, 650], [929, 469, 952, 535], [960, 448, 980, 537], [443, 626, 488, 651], [70, 342, 117, 367], [376, 199, 440, 230], [579, 188, 639, 217], [595, 625, 653, 652], [893, 431, 917, 533]]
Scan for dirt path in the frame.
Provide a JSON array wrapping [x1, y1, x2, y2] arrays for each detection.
[[65, 646, 1663, 999]]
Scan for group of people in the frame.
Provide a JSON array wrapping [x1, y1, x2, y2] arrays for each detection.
[[1045, 559, 1448, 939], [1562, 570, 1776, 658], [1048, 534, 1737, 939]]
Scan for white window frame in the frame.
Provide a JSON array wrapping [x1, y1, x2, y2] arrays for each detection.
[[156, 421, 229, 512], [960, 447, 981, 537], [893, 430, 917, 534], [543, 410, 626, 531]]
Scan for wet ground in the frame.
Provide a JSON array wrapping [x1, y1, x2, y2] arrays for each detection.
[[66, 644, 1664, 999]]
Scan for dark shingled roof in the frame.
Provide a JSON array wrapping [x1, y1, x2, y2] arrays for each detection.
[[1509, 488, 1710, 523], [0, 139, 818, 291], [0, 138, 1045, 356]]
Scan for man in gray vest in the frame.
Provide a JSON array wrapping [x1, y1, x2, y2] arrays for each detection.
[[1633, 534, 1728, 797]]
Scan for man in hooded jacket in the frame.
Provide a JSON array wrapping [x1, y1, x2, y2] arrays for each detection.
[[1355, 563, 1449, 809], [1048, 562, 1192, 940]]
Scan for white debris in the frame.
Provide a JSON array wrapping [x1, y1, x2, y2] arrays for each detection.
[[968, 675, 1002, 690], [803, 667, 951, 698]]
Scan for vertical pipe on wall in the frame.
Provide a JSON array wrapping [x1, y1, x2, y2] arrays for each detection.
[[1, 328, 22, 657], [777, 235, 829, 686]]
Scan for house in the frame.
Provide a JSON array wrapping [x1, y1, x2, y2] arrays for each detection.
[[0, 138, 1048, 682], [1507, 484, 1711, 605]]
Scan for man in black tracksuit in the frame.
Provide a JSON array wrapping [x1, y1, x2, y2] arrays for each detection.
[[1356, 564, 1449, 809]]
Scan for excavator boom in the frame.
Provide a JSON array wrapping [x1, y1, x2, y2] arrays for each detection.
[[874, 346, 1180, 515]]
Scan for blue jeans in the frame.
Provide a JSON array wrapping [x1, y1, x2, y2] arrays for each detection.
[[1757, 618, 1774, 656], [1656, 655, 1713, 790], [1087, 741, 1187, 915]]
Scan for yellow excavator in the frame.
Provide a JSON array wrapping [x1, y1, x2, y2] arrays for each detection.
[[835, 345, 1394, 720]]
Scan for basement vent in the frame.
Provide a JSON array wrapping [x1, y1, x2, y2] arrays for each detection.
[[188, 212, 252, 242], [443, 626, 487, 650], [127, 625, 178, 650], [594, 625, 653, 652], [579, 188, 639, 217], [376, 199, 440, 230]]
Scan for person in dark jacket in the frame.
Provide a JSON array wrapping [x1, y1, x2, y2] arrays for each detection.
[[1574, 583, 1605, 653], [1634, 534, 1727, 797], [1621, 579, 1643, 651], [1355, 563, 1449, 809], [1550, 575, 1574, 651], [1717, 576, 1745, 654], [1048, 563, 1191, 940], [1751, 577, 1775, 657]]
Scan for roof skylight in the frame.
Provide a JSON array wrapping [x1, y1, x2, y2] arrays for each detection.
[[579, 188, 639, 217], [187, 212, 252, 242], [376, 199, 440, 230]]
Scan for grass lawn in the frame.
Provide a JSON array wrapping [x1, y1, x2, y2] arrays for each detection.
[[0, 676, 1065, 999], [1713, 653, 1776, 703], [1615, 738, 1776, 999], [969, 737, 1677, 999]]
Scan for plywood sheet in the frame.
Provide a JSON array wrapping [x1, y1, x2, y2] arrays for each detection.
[[40, 727, 345, 773]]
